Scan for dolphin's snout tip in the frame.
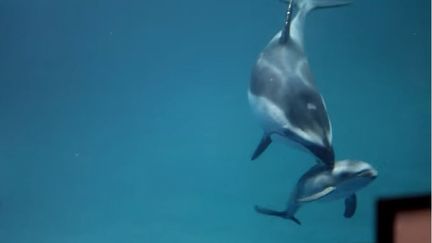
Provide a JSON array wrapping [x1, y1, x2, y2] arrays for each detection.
[[365, 169, 378, 179], [371, 170, 378, 179], [356, 168, 378, 179]]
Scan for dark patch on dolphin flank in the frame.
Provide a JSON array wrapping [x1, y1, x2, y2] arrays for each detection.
[[283, 128, 334, 166], [286, 88, 331, 136], [305, 143, 334, 166]]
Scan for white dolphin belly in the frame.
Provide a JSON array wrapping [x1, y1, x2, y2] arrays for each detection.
[[248, 90, 287, 134]]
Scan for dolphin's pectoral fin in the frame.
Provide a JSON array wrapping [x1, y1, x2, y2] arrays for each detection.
[[254, 205, 301, 225], [251, 135, 272, 160], [344, 194, 357, 218], [297, 186, 335, 202]]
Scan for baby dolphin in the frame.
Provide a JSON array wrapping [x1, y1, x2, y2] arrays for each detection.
[[255, 160, 377, 225], [248, 0, 351, 165]]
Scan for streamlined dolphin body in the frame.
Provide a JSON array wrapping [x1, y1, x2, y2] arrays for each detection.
[[248, 0, 350, 166], [254, 160, 377, 224]]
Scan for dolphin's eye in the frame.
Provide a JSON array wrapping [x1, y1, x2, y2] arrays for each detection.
[[307, 103, 317, 110], [339, 172, 350, 178]]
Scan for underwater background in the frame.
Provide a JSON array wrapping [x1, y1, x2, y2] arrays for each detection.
[[0, 0, 430, 242]]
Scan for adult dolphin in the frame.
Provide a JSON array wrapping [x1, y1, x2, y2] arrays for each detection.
[[254, 160, 378, 225], [248, 0, 350, 166]]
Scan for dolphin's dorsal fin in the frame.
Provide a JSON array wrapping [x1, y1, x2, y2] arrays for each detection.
[[297, 186, 335, 202], [279, 0, 294, 44], [251, 134, 272, 160], [344, 194, 357, 218]]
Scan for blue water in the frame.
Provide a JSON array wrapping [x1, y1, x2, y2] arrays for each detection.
[[0, 0, 429, 242]]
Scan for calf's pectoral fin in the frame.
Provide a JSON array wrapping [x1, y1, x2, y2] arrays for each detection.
[[251, 134, 272, 160], [344, 194, 357, 218], [297, 186, 335, 202]]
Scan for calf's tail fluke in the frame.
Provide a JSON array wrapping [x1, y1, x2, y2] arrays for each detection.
[[254, 205, 301, 225]]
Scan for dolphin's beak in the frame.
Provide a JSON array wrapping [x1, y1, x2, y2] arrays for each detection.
[[370, 169, 378, 179], [358, 169, 378, 179]]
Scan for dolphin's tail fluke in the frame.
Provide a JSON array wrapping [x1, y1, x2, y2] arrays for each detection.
[[297, 0, 352, 11], [254, 205, 301, 225], [285, 0, 351, 46]]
